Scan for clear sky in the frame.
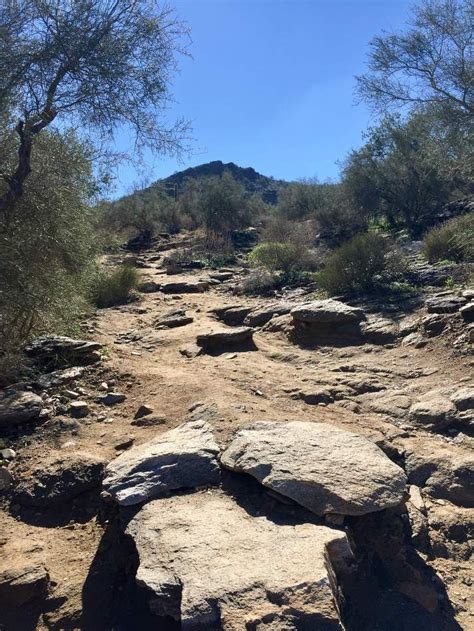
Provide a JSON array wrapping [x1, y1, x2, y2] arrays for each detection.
[[113, 0, 413, 196]]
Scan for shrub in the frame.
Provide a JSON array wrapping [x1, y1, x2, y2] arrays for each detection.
[[249, 242, 301, 273], [423, 213, 474, 263], [317, 232, 391, 295], [91, 265, 139, 308], [241, 270, 277, 296]]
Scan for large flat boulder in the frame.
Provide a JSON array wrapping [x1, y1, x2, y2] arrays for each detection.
[[291, 300, 364, 325], [221, 421, 407, 516], [24, 335, 101, 369], [103, 421, 220, 506], [0, 391, 44, 429], [126, 491, 351, 629]]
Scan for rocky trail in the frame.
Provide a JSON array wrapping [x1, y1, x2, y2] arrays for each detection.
[[0, 234, 473, 630]]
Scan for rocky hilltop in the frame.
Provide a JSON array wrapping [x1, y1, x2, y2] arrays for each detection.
[[148, 160, 286, 204]]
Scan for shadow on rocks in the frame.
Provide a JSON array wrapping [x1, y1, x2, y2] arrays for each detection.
[[11, 488, 103, 529], [80, 502, 179, 631], [341, 508, 463, 631]]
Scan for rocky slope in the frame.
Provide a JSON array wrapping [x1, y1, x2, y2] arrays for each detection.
[[0, 233, 473, 630]]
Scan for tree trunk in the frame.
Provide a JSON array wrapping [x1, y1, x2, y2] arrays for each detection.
[[0, 111, 56, 215]]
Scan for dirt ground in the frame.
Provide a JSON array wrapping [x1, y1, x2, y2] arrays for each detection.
[[1, 242, 473, 630]]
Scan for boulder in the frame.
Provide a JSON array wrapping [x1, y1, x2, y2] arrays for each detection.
[[460, 301, 474, 322], [221, 421, 407, 516], [425, 295, 466, 314], [364, 391, 413, 418], [291, 299, 364, 325], [421, 314, 447, 337], [408, 395, 457, 431], [244, 303, 293, 328], [0, 391, 44, 429], [15, 452, 105, 507], [360, 316, 399, 344], [126, 491, 351, 629], [24, 335, 101, 369], [103, 421, 220, 506], [405, 449, 474, 507], [450, 388, 474, 411], [196, 326, 254, 350], [0, 565, 49, 608], [210, 305, 253, 326], [160, 281, 208, 294]]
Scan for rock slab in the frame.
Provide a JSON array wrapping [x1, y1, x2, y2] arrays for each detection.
[[196, 327, 254, 349], [24, 335, 101, 368], [291, 300, 364, 324], [127, 491, 350, 629], [103, 421, 220, 506], [221, 421, 407, 516]]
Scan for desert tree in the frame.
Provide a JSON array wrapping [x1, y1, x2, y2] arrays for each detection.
[[356, 0, 473, 126], [0, 0, 190, 214]]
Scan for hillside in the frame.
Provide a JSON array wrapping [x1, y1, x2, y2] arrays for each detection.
[[149, 160, 287, 204]]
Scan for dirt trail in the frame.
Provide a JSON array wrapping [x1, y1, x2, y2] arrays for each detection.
[[1, 242, 473, 630]]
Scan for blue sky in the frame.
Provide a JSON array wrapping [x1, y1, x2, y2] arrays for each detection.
[[113, 0, 413, 196]]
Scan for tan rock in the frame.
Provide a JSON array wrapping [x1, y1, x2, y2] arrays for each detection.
[[221, 421, 407, 516], [127, 491, 351, 629]]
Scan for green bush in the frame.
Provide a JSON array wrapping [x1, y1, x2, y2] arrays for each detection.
[[249, 242, 301, 272], [423, 213, 474, 263], [0, 129, 97, 373], [241, 270, 277, 296], [91, 265, 139, 308], [317, 232, 390, 295]]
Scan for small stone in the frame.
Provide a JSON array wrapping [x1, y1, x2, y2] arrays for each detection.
[[63, 390, 80, 400], [69, 401, 89, 418], [98, 382, 108, 392], [134, 404, 154, 420], [179, 344, 203, 359], [99, 392, 126, 406], [131, 414, 166, 427], [114, 437, 135, 451]]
